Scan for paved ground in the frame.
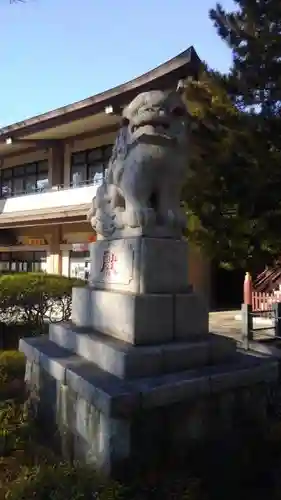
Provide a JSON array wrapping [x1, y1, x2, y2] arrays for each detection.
[[209, 310, 276, 343], [209, 310, 242, 341]]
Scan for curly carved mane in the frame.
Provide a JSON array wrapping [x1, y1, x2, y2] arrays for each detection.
[[106, 125, 130, 186]]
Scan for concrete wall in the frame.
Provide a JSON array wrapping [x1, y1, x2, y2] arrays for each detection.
[[0, 184, 99, 214]]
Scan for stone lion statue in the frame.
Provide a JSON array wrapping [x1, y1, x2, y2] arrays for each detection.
[[88, 86, 190, 239]]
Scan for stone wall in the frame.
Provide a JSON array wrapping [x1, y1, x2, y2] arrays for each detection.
[[25, 358, 276, 476]]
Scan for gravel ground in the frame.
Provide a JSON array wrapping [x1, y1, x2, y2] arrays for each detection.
[[209, 310, 242, 340]]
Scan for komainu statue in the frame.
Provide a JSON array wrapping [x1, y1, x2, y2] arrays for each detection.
[[88, 86, 190, 239]]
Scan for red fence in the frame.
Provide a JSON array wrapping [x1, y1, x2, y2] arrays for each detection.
[[244, 272, 281, 311], [252, 291, 281, 311]]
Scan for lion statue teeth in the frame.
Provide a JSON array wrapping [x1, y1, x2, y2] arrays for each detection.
[[87, 87, 190, 239]]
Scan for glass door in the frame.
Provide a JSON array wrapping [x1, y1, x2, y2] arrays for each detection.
[[69, 250, 90, 279], [11, 261, 28, 272]]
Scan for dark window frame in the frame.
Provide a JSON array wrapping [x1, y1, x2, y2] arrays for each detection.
[[70, 145, 112, 187], [0, 250, 47, 273], [0, 160, 49, 198], [69, 250, 90, 260]]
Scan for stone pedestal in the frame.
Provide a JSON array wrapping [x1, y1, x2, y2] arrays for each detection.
[[19, 236, 279, 475], [86, 237, 206, 343]]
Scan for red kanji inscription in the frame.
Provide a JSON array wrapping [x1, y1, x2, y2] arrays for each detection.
[[100, 250, 118, 277]]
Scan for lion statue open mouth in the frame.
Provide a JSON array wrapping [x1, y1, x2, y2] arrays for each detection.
[[88, 86, 190, 239]]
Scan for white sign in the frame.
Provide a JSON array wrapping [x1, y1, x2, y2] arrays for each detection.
[[72, 243, 89, 252]]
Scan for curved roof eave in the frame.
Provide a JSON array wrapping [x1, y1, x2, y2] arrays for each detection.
[[0, 46, 201, 141]]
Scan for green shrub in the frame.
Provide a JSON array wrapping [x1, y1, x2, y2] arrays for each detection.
[[0, 273, 85, 330], [0, 400, 27, 456], [0, 351, 25, 384], [6, 462, 125, 500]]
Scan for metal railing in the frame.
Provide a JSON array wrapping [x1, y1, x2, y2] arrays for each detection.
[[57, 177, 103, 191], [0, 177, 103, 200], [241, 302, 281, 349]]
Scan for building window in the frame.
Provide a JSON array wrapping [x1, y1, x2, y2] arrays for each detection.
[[0, 251, 47, 273], [0, 160, 49, 198], [70, 145, 112, 187]]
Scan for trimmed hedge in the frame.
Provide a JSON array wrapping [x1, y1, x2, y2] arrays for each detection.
[[0, 351, 25, 400], [0, 351, 25, 384], [0, 272, 85, 328]]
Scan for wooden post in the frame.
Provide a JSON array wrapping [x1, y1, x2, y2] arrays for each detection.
[[241, 303, 253, 349], [243, 272, 253, 306], [272, 302, 281, 338]]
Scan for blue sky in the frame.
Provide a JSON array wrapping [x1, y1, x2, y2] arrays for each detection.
[[0, 0, 236, 127]]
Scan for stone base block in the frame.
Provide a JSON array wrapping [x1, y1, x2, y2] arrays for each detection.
[[175, 292, 208, 340], [49, 322, 237, 379], [90, 237, 189, 294], [91, 289, 174, 344], [20, 336, 278, 475], [71, 287, 92, 328], [71, 288, 208, 344]]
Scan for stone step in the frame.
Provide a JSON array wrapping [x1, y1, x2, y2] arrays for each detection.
[[19, 336, 278, 418], [49, 322, 237, 379]]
